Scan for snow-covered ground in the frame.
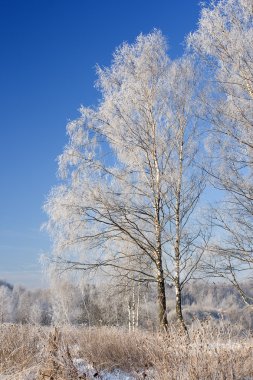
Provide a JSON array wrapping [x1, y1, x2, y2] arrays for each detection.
[[73, 358, 137, 379], [0, 358, 152, 380]]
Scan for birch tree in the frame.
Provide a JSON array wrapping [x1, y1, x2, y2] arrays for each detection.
[[44, 31, 206, 330], [188, 0, 253, 303], [0, 286, 12, 323]]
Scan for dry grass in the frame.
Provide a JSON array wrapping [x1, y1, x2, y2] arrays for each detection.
[[0, 324, 44, 375], [0, 321, 253, 379], [146, 321, 253, 379]]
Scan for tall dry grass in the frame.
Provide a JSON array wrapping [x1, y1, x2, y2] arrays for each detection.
[[0, 320, 253, 379]]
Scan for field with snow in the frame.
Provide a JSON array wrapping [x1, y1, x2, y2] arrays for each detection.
[[1, 322, 253, 379]]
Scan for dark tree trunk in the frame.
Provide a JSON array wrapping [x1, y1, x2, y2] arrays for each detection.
[[156, 260, 168, 331], [175, 279, 187, 333]]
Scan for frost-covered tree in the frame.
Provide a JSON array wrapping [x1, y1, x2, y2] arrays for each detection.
[[44, 31, 207, 330], [0, 285, 12, 323], [188, 0, 253, 303], [50, 280, 82, 324]]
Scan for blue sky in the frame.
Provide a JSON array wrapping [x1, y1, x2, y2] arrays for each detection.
[[0, 0, 200, 288]]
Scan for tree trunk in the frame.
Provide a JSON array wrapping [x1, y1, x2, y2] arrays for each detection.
[[174, 237, 188, 333], [175, 275, 187, 333], [156, 260, 168, 331], [151, 103, 168, 331], [174, 131, 187, 333], [136, 282, 140, 328], [132, 285, 136, 331]]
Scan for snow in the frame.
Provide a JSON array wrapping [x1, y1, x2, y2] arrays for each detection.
[[73, 358, 136, 379], [0, 357, 151, 380]]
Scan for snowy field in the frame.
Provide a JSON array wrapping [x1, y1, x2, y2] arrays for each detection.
[[1, 323, 253, 379]]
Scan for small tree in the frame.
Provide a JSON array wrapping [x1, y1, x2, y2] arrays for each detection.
[[45, 31, 207, 330], [0, 285, 12, 323]]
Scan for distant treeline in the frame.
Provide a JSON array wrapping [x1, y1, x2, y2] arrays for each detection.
[[0, 279, 252, 329]]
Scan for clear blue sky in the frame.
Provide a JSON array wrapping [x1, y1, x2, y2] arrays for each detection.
[[0, 0, 200, 288]]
